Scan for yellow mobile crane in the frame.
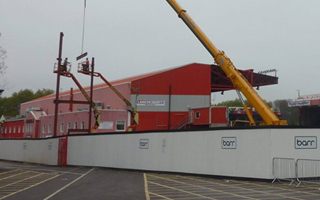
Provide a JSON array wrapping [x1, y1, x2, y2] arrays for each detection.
[[166, 0, 287, 126]]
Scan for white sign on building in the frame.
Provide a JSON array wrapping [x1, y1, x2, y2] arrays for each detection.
[[99, 121, 114, 130], [137, 100, 166, 107], [287, 99, 311, 107], [295, 136, 317, 149], [221, 137, 237, 149], [139, 139, 150, 149]]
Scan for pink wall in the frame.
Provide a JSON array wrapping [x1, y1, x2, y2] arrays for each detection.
[[38, 109, 128, 137], [20, 83, 131, 115]]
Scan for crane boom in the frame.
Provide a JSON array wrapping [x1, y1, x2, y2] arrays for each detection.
[[166, 0, 287, 126], [236, 90, 256, 126]]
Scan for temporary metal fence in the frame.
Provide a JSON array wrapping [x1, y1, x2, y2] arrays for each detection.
[[272, 157, 296, 185], [296, 159, 320, 186]]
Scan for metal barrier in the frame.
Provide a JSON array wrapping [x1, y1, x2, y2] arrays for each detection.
[[296, 159, 320, 186], [272, 157, 296, 185]]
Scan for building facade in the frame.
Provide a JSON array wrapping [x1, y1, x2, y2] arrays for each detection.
[[0, 63, 278, 138]]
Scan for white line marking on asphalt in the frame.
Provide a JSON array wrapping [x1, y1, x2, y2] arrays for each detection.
[[144, 173, 150, 200], [43, 168, 95, 200], [176, 175, 304, 200], [0, 174, 60, 200], [149, 191, 174, 200], [0, 169, 20, 175], [148, 174, 253, 200], [14, 167, 83, 175], [148, 181, 217, 200], [0, 171, 41, 188]]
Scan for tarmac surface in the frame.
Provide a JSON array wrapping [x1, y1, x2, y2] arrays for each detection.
[[1, 160, 320, 199], [0, 161, 145, 200]]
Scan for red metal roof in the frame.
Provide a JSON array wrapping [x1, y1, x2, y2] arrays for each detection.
[[25, 63, 278, 103], [23, 64, 188, 104], [211, 65, 278, 92]]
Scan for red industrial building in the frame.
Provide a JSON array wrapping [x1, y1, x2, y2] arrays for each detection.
[[0, 63, 278, 138]]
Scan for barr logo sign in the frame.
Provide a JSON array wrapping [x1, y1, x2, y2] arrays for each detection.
[[139, 139, 149, 149], [221, 137, 237, 149], [295, 136, 317, 149]]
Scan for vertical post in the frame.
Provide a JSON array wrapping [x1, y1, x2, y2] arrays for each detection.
[[53, 32, 64, 137], [88, 57, 94, 133], [69, 88, 74, 112], [168, 85, 172, 130]]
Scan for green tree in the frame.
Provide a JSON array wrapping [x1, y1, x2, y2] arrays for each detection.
[[34, 89, 54, 98], [216, 98, 272, 108], [215, 99, 243, 107], [0, 89, 53, 117]]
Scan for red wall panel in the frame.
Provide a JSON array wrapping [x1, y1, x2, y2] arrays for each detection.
[[136, 112, 189, 131], [192, 108, 210, 125], [0, 120, 24, 138], [211, 107, 228, 124], [131, 64, 211, 95]]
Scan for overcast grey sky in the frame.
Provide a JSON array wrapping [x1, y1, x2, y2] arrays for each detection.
[[1, 0, 320, 103]]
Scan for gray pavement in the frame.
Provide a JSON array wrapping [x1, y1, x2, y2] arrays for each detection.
[[1, 160, 320, 200], [0, 161, 146, 200]]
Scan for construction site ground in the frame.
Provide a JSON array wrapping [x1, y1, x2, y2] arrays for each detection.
[[0, 160, 320, 200]]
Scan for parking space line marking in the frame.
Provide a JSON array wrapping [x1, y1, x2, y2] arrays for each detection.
[[0, 173, 60, 200], [144, 173, 151, 200], [0, 171, 30, 181], [148, 174, 255, 200], [230, 179, 320, 196], [0, 169, 21, 176], [15, 168, 83, 175], [148, 180, 217, 200], [0, 172, 43, 189], [43, 168, 94, 200], [175, 175, 305, 200], [149, 192, 174, 200]]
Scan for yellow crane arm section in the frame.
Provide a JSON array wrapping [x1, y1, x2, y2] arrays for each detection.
[[236, 90, 256, 126], [166, 0, 287, 126]]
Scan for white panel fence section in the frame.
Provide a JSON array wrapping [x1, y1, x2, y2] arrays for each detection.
[[296, 159, 320, 186], [272, 157, 296, 184], [272, 158, 320, 186], [1, 128, 320, 184], [67, 129, 273, 179], [0, 139, 59, 165]]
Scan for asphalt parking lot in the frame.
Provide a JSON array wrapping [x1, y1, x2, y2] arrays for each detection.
[[145, 174, 320, 200], [1, 160, 320, 200], [0, 161, 145, 200]]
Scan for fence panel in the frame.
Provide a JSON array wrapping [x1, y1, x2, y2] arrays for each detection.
[[272, 157, 296, 184], [296, 159, 320, 186]]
